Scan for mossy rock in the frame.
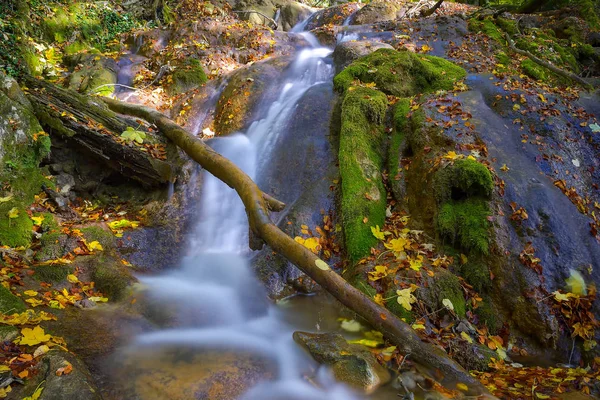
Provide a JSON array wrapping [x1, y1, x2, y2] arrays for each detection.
[[82, 225, 116, 250], [91, 261, 133, 301], [418, 269, 466, 318], [495, 51, 511, 67], [333, 48, 466, 97], [67, 57, 117, 96], [459, 259, 491, 292], [437, 198, 490, 255], [468, 18, 505, 44], [433, 159, 494, 204], [520, 59, 548, 81], [339, 87, 388, 264], [475, 298, 501, 334], [0, 285, 26, 314], [0, 325, 18, 342], [33, 264, 74, 283], [167, 59, 207, 96]]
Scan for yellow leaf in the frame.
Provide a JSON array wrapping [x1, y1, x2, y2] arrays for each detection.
[[467, 155, 476, 161], [535, 393, 550, 399], [380, 346, 396, 357], [368, 265, 389, 281], [513, 103, 521, 111], [0, 195, 13, 203], [396, 288, 416, 311], [500, 164, 509, 172], [456, 383, 469, 392], [384, 237, 411, 258], [460, 331, 473, 343], [566, 269, 587, 296], [442, 298, 454, 311], [537, 93, 547, 103], [67, 274, 79, 284], [33, 344, 50, 358], [24, 290, 39, 297], [26, 298, 44, 307], [409, 255, 423, 271], [411, 323, 425, 330], [371, 225, 386, 240], [88, 296, 108, 303], [373, 293, 385, 306], [87, 241, 103, 251], [347, 339, 382, 348], [315, 259, 329, 271], [31, 215, 45, 226], [19, 326, 52, 346], [7, 207, 19, 219], [0, 385, 11, 399], [22, 386, 44, 400], [0, 365, 9, 372], [340, 319, 362, 332], [552, 291, 570, 302], [442, 151, 462, 161]]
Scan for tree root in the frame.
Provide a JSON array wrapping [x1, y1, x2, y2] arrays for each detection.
[[421, 0, 444, 18], [505, 32, 594, 90], [101, 96, 494, 397]]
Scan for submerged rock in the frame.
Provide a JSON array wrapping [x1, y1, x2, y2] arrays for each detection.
[[293, 331, 391, 393]]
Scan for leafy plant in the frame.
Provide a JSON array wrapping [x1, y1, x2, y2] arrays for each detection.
[[120, 127, 146, 144]]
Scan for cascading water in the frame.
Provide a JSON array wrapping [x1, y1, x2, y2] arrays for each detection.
[[126, 28, 360, 400]]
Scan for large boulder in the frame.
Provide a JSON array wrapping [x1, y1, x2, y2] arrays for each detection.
[[233, 0, 314, 31], [66, 54, 118, 96], [293, 331, 391, 393], [349, 0, 410, 25], [305, 3, 362, 30], [332, 40, 394, 73]]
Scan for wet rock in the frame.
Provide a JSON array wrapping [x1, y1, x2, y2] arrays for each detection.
[[214, 56, 291, 136], [119, 349, 274, 400], [21, 350, 101, 400], [233, 0, 313, 31], [350, 0, 409, 25], [293, 331, 391, 393], [55, 173, 75, 195], [305, 3, 362, 30], [66, 55, 118, 96], [332, 40, 394, 73]]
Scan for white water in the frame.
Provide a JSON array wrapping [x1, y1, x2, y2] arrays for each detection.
[[132, 32, 360, 399]]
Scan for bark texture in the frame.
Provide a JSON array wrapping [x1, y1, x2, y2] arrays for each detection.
[[23, 76, 177, 186], [102, 96, 494, 397]]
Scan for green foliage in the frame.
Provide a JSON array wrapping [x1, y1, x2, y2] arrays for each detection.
[[339, 87, 388, 264], [0, 285, 26, 314], [333, 48, 466, 97], [437, 198, 490, 255], [121, 127, 147, 143]]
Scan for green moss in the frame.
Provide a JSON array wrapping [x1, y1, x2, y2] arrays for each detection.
[[0, 325, 18, 341], [520, 59, 548, 81], [82, 226, 115, 249], [434, 159, 494, 204], [0, 211, 33, 248], [495, 17, 518, 36], [0, 285, 26, 314], [64, 41, 89, 55], [39, 212, 59, 232], [385, 288, 415, 323], [92, 263, 131, 301], [333, 48, 466, 97], [35, 231, 64, 261], [468, 18, 505, 44], [475, 299, 500, 334], [339, 87, 388, 264], [353, 277, 377, 298], [388, 98, 410, 182], [430, 271, 466, 318], [33, 265, 73, 283], [168, 58, 208, 95], [495, 51, 511, 67], [460, 260, 491, 292], [21, 48, 43, 77], [437, 198, 490, 255]]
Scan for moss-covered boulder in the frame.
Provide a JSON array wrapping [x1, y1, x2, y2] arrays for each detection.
[[332, 40, 394, 74], [434, 159, 494, 204], [91, 258, 134, 301], [67, 55, 118, 96], [166, 58, 207, 96], [305, 3, 362, 30], [0, 73, 51, 248], [417, 268, 466, 318], [339, 87, 388, 264], [333, 48, 466, 97]]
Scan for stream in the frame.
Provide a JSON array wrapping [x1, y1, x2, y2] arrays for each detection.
[[115, 26, 367, 400]]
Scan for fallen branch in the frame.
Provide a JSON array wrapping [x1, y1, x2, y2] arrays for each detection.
[[505, 32, 593, 90], [102, 96, 493, 397], [232, 10, 278, 29], [421, 0, 444, 17]]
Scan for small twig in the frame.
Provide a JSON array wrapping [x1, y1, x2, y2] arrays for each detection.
[[568, 337, 576, 365]]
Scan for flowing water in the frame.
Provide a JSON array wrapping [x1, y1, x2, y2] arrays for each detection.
[[121, 28, 363, 399]]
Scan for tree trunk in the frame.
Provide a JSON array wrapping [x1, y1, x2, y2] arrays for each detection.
[[101, 96, 495, 398], [23, 76, 177, 186]]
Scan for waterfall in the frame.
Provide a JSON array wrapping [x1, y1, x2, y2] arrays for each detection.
[[131, 29, 360, 400]]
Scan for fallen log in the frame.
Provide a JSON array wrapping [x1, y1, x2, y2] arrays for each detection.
[[102, 96, 494, 397], [505, 32, 593, 90], [23, 76, 177, 186]]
